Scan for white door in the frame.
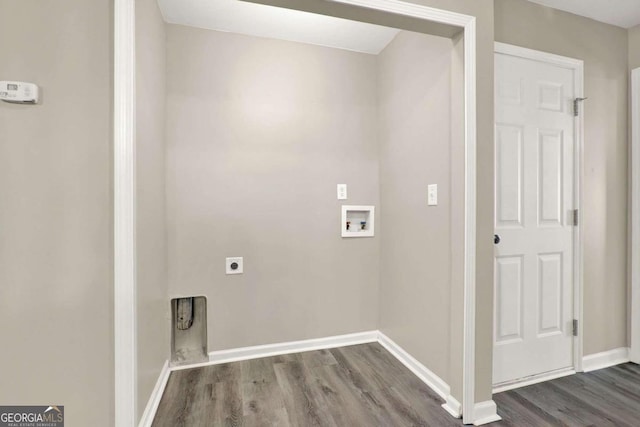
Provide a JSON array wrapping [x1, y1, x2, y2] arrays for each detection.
[[493, 48, 576, 385]]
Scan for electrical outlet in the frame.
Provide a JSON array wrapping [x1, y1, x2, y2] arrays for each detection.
[[337, 184, 348, 200], [226, 257, 243, 275], [428, 184, 438, 206]]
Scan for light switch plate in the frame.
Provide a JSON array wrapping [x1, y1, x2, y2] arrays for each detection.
[[226, 257, 243, 275], [428, 184, 438, 206], [337, 184, 348, 200]]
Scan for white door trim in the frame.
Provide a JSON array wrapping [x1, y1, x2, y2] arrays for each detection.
[[493, 42, 585, 382], [631, 68, 640, 363], [114, 0, 137, 425], [117, 1, 480, 424]]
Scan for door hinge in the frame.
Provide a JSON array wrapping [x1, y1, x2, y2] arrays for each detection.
[[573, 97, 588, 117], [572, 209, 579, 226], [572, 319, 579, 337]]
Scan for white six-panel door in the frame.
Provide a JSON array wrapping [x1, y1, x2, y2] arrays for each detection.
[[493, 49, 576, 385]]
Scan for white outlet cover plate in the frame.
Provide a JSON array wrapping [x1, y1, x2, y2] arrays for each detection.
[[428, 184, 438, 206], [226, 257, 243, 274], [337, 184, 348, 200]]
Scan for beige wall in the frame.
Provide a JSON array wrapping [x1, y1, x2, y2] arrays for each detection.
[[0, 0, 113, 425], [495, 0, 629, 355], [165, 25, 380, 350], [377, 30, 454, 385], [136, 0, 169, 421], [405, 0, 497, 405], [631, 25, 640, 70], [166, 0, 496, 404], [400, 0, 496, 404]]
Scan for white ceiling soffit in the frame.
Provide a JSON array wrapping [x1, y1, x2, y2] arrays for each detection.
[[527, 0, 640, 29], [157, 0, 401, 54]]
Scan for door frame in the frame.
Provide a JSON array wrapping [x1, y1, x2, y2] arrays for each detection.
[[115, 0, 481, 425], [631, 68, 640, 363], [493, 42, 585, 388]]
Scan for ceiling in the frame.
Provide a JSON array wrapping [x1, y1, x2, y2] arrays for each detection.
[[158, 0, 640, 54], [527, 0, 640, 28], [157, 0, 400, 54]]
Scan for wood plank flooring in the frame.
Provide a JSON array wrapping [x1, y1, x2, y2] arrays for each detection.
[[153, 343, 640, 426], [493, 362, 640, 427], [153, 343, 459, 427]]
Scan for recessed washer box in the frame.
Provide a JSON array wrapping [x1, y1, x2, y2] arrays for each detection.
[[341, 205, 375, 237]]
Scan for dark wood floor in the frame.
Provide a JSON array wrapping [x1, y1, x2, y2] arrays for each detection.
[[153, 343, 640, 426], [153, 342, 459, 427], [493, 362, 640, 427]]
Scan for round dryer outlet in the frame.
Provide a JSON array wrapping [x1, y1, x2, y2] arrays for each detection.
[[225, 257, 243, 275]]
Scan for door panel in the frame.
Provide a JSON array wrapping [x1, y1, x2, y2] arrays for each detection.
[[496, 124, 524, 227], [495, 255, 524, 343], [538, 130, 563, 226], [537, 252, 562, 335], [494, 51, 575, 385]]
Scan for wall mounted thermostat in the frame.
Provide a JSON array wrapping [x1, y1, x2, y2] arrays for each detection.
[[0, 81, 39, 104]]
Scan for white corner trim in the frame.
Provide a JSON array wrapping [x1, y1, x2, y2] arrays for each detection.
[[462, 15, 477, 425], [442, 394, 462, 418], [582, 347, 630, 373], [138, 361, 171, 427], [377, 332, 451, 401], [631, 68, 640, 364], [114, 0, 137, 425], [472, 400, 501, 426]]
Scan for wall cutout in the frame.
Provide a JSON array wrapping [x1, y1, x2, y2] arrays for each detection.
[[171, 296, 208, 366]]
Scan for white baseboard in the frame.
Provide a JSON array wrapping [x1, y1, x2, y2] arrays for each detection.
[[208, 330, 379, 365], [377, 331, 450, 401], [442, 394, 462, 418], [582, 347, 629, 372], [170, 330, 380, 372], [472, 400, 502, 426], [138, 360, 171, 427], [141, 330, 476, 424]]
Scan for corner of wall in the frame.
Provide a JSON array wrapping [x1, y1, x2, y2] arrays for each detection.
[[630, 25, 640, 70], [135, 0, 169, 422]]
